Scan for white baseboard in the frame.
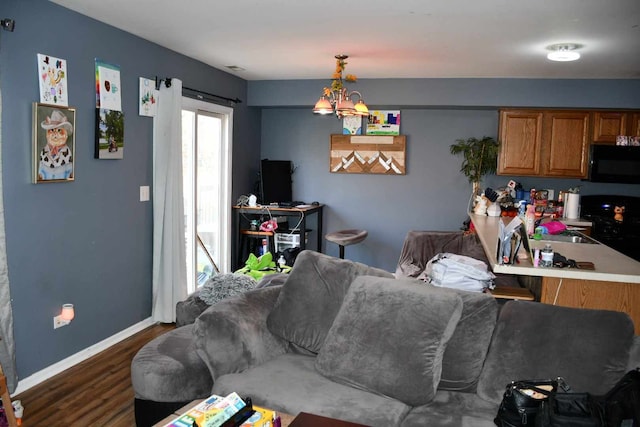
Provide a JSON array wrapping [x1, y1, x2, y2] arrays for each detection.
[[12, 317, 156, 396]]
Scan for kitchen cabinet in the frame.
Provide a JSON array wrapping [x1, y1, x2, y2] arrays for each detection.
[[592, 111, 628, 143], [632, 113, 640, 137], [541, 111, 590, 177], [497, 110, 543, 176], [540, 277, 640, 335], [498, 109, 589, 178]]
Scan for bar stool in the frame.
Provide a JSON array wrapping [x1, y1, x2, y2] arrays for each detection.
[[325, 229, 368, 259]]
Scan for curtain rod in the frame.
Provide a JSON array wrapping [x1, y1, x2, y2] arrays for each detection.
[[155, 76, 242, 105]]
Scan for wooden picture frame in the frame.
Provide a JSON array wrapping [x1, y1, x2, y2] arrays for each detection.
[[330, 134, 406, 174], [33, 103, 75, 183]]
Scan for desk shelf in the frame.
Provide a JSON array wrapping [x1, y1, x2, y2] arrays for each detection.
[[233, 205, 324, 270], [239, 230, 274, 236]]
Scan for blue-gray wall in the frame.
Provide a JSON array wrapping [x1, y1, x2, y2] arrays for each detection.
[[1, 0, 260, 380], [2, 0, 640, 384], [253, 79, 640, 271]]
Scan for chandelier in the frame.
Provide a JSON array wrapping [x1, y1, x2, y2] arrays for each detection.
[[313, 54, 369, 119]]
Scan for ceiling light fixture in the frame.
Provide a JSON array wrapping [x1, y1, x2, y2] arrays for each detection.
[[547, 44, 581, 62], [313, 55, 369, 119]]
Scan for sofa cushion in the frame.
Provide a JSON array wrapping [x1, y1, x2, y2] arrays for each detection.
[[212, 353, 411, 427], [400, 390, 498, 427], [628, 336, 640, 371], [477, 300, 635, 403], [437, 288, 498, 392], [193, 286, 289, 379], [266, 250, 393, 353], [315, 276, 463, 406]]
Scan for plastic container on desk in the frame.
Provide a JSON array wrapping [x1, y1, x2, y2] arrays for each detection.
[[274, 231, 309, 253]]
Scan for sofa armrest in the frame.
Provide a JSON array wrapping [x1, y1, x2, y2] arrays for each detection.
[[193, 285, 289, 379], [176, 291, 209, 327]]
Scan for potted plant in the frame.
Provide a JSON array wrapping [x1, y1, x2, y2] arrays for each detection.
[[450, 136, 500, 195]]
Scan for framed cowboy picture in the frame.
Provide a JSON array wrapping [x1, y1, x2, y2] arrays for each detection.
[[32, 103, 76, 183]]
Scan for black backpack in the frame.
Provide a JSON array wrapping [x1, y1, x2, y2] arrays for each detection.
[[600, 368, 640, 427]]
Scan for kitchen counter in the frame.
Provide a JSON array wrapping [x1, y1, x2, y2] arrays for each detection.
[[470, 213, 640, 334], [470, 213, 640, 283]]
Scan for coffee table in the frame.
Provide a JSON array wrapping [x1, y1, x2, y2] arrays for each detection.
[[288, 412, 369, 426], [152, 399, 296, 426], [152, 401, 368, 427]]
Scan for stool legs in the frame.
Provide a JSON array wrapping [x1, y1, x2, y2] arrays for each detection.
[[338, 245, 345, 259]]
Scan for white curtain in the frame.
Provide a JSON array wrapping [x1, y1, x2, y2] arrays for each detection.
[[152, 79, 187, 323], [0, 87, 18, 391]]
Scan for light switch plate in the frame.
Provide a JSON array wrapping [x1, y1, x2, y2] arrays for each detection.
[[140, 186, 150, 202]]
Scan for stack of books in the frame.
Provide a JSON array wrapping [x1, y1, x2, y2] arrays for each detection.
[[163, 392, 278, 427]]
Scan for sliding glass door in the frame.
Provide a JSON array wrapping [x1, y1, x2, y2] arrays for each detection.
[[181, 98, 233, 293]]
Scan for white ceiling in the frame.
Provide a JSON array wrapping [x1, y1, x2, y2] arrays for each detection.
[[50, 0, 640, 81]]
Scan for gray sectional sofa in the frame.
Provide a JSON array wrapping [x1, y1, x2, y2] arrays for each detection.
[[132, 250, 639, 427]]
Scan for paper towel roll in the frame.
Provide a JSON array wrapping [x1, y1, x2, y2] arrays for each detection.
[[565, 193, 580, 219]]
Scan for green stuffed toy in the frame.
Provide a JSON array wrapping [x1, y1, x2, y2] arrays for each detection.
[[235, 252, 291, 280]]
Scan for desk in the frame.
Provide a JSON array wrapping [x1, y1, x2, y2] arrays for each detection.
[[233, 204, 324, 270]]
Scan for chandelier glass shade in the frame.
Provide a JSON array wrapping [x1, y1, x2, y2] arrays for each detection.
[[313, 55, 369, 118]]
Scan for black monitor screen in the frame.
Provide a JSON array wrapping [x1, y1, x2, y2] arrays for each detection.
[[260, 159, 292, 204]]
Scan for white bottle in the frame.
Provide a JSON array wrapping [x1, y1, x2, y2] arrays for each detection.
[[540, 243, 554, 268], [277, 255, 286, 271], [525, 204, 536, 236]]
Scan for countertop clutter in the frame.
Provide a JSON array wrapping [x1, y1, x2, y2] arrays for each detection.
[[470, 213, 640, 284]]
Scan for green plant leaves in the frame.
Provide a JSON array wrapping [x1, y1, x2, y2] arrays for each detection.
[[450, 136, 500, 184]]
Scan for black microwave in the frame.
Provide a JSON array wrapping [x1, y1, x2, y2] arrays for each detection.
[[588, 144, 640, 184]]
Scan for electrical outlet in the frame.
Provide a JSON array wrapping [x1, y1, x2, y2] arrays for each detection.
[[53, 315, 70, 329]]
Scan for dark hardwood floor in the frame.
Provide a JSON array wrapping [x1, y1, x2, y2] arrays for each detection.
[[14, 323, 175, 426]]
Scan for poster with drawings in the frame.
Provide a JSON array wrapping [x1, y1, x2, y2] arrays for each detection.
[[37, 53, 68, 106], [95, 59, 122, 111]]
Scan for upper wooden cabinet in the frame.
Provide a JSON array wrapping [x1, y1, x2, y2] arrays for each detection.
[[498, 110, 543, 176], [631, 113, 640, 137], [592, 112, 628, 143], [542, 111, 590, 177], [498, 109, 589, 178]]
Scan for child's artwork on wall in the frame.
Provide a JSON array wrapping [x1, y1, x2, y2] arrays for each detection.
[[94, 59, 124, 159], [366, 110, 400, 135], [330, 134, 406, 174], [37, 53, 68, 106], [95, 108, 124, 159], [342, 116, 363, 135], [33, 103, 75, 183], [95, 59, 122, 111], [139, 77, 158, 117]]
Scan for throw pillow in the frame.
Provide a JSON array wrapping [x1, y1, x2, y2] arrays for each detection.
[[198, 273, 257, 305], [266, 250, 393, 353], [476, 300, 635, 403], [315, 276, 463, 406]]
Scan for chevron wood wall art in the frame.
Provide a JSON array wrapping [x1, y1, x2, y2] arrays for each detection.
[[330, 134, 406, 174]]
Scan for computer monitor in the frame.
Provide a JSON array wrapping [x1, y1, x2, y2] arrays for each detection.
[[260, 159, 292, 204]]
